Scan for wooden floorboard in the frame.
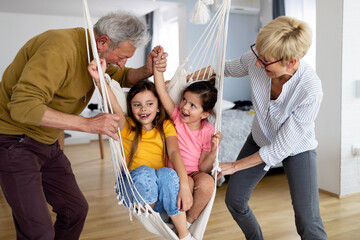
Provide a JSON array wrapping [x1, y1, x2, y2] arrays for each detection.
[[1, 140, 360, 239]]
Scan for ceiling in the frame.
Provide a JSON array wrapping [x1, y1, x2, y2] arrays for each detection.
[[0, 0, 178, 17]]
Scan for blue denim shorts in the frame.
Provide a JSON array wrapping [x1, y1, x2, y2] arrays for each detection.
[[117, 165, 181, 216]]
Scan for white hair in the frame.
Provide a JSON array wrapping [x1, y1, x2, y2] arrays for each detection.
[[94, 11, 150, 48]]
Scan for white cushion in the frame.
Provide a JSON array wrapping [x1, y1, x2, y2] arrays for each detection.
[[221, 99, 235, 110]]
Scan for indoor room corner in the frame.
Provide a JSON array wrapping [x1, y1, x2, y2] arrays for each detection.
[[1, 0, 360, 239]]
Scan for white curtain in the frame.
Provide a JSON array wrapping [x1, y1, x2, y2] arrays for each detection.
[[151, 7, 180, 81]]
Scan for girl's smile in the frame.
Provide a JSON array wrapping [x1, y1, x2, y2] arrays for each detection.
[[181, 112, 190, 118], [131, 90, 159, 131], [139, 113, 150, 119], [179, 91, 209, 130]]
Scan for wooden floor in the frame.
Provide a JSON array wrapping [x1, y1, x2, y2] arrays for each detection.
[[1, 140, 360, 240]]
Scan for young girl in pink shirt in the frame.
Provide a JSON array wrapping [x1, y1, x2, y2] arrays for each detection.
[[153, 46, 222, 227]]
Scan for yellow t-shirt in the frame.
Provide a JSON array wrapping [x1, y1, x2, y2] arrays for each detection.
[[121, 118, 177, 170]]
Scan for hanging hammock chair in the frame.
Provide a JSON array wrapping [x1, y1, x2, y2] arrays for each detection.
[[82, 0, 231, 239]]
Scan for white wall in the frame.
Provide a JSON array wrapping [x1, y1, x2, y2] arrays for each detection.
[[316, 0, 360, 196], [315, 0, 342, 195], [340, 0, 360, 196], [0, 12, 83, 75]]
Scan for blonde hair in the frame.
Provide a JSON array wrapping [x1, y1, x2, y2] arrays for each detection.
[[255, 16, 312, 64]]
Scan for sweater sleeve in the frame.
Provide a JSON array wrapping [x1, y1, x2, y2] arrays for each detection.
[[8, 46, 69, 126]]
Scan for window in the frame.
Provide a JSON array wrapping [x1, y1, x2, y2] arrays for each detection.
[[151, 7, 180, 81]]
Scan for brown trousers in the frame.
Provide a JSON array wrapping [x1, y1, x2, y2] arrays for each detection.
[[0, 134, 88, 240]]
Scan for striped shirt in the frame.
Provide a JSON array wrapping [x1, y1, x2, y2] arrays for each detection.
[[224, 51, 323, 170]]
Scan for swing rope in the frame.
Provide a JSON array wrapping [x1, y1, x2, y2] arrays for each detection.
[[81, 0, 231, 239]]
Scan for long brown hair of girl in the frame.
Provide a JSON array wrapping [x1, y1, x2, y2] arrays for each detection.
[[125, 80, 167, 169]]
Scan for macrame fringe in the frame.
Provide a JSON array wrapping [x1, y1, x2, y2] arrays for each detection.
[[191, 0, 214, 24]]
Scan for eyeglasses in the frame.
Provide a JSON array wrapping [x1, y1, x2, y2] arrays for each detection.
[[250, 44, 282, 67]]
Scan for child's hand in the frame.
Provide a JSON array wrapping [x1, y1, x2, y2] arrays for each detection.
[[144, 46, 168, 75], [151, 45, 167, 72], [152, 45, 164, 63], [152, 45, 163, 58], [211, 131, 222, 152], [177, 183, 193, 211], [88, 59, 107, 85]]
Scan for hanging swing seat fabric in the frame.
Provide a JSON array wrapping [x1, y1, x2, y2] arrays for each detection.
[[81, 0, 231, 239]]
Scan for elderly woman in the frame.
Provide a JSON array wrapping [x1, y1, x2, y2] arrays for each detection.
[[218, 16, 328, 240]]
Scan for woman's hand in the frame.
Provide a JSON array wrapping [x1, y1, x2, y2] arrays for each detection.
[[217, 162, 237, 180], [186, 65, 214, 82], [177, 183, 193, 212], [217, 152, 264, 180]]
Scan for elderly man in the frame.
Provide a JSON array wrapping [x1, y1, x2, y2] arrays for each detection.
[[0, 11, 166, 240]]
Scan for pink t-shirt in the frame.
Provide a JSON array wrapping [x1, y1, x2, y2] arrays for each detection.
[[168, 106, 215, 173]]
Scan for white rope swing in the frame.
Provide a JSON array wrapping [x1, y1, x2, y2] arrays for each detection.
[[82, 0, 231, 239]]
